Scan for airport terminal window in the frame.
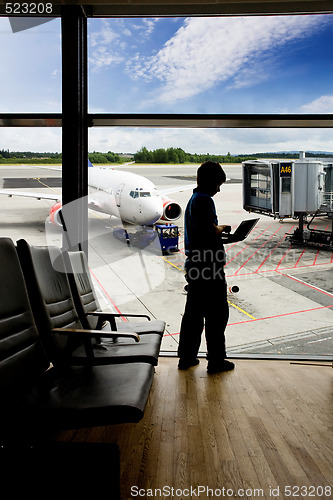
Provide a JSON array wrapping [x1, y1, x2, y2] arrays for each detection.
[[0, 18, 61, 112], [88, 15, 333, 115], [281, 177, 291, 193], [1, 8, 332, 361], [250, 173, 271, 201], [0, 131, 62, 245]]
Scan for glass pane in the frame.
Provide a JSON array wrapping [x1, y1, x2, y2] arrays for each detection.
[[85, 128, 333, 360], [0, 17, 61, 112], [0, 128, 62, 244], [88, 15, 333, 114]]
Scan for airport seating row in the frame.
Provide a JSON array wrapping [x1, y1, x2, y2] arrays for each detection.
[[0, 237, 165, 495]]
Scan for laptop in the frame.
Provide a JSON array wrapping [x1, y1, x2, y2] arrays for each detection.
[[222, 218, 259, 243]]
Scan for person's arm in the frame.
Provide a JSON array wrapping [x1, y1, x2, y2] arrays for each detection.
[[219, 226, 241, 243], [213, 223, 231, 236]]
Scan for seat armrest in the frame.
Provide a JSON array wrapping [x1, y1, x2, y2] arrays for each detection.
[[51, 328, 140, 342], [87, 312, 151, 321], [86, 311, 150, 331]]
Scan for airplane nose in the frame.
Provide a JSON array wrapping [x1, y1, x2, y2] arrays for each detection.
[[142, 198, 163, 224]]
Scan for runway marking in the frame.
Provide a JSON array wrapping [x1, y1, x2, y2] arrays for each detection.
[[164, 303, 333, 336], [276, 271, 333, 298], [254, 224, 296, 273], [163, 256, 182, 270], [89, 267, 128, 321], [225, 224, 274, 272], [33, 177, 61, 196], [231, 224, 282, 275], [164, 331, 180, 337], [162, 250, 257, 320], [294, 248, 306, 268], [275, 244, 293, 270], [226, 258, 333, 278], [228, 300, 256, 319], [228, 303, 333, 326]]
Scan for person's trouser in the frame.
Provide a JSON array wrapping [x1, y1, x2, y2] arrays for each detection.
[[178, 275, 229, 363]]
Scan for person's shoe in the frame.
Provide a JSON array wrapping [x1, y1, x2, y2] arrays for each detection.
[[178, 358, 200, 370], [207, 360, 235, 374]]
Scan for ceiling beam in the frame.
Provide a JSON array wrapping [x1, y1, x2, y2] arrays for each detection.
[[1, 114, 333, 128], [1, 1, 332, 17]]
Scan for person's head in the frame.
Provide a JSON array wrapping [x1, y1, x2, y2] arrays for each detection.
[[197, 161, 226, 196]]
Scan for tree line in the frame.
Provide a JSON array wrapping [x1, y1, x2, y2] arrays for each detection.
[[0, 150, 127, 164], [2, 148, 331, 165], [134, 147, 255, 164]]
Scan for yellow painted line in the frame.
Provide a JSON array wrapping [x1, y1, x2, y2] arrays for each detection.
[[228, 300, 256, 320], [162, 256, 182, 271], [163, 254, 257, 320], [34, 177, 60, 195]]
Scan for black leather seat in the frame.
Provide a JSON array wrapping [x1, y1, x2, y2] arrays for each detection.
[[0, 238, 154, 446], [16, 239, 162, 366], [64, 249, 166, 336]]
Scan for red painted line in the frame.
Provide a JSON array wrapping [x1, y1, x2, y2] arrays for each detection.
[[225, 224, 274, 266], [89, 268, 128, 322], [275, 244, 293, 270], [313, 248, 321, 266], [227, 258, 333, 278], [166, 302, 333, 336], [254, 225, 296, 273], [227, 303, 333, 326], [164, 331, 180, 337], [294, 248, 305, 268], [232, 225, 280, 275]]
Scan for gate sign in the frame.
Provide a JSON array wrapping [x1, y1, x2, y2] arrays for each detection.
[[280, 163, 292, 177]]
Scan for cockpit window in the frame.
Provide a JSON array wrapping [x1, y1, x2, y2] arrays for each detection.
[[130, 190, 151, 198]]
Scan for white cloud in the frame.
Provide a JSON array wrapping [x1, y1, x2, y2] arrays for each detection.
[[130, 16, 327, 104], [300, 95, 333, 113], [90, 20, 119, 47], [3, 126, 332, 155], [89, 20, 125, 71], [142, 18, 159, 37], [88, 127, 333, 156], [89, 18, 160, 71], [0, 128, 61, 152], [89, 45, 124, 70]]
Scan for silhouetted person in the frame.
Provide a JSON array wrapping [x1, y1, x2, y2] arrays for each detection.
[[178, 161, 235, 374]]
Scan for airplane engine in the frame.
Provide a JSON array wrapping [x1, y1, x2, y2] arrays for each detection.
[[161, 196, 182, 221], [49, 201, 63, 226]]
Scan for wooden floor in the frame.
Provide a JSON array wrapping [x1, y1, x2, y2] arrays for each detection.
[[57, 358, 333, 499]]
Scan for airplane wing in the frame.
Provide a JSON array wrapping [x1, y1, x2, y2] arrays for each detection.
[[158, 183, 197, 195], [0, 164, 62, 201], [158, 177, 230, 195], [13, 164, 62, 172], [0, 190, 61, 201]]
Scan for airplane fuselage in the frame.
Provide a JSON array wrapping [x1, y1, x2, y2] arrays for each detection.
[[0, 163, 183, 227], [88, 167, 164, 225]]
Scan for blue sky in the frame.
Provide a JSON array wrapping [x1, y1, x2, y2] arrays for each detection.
[[1, 14, 333, 154]]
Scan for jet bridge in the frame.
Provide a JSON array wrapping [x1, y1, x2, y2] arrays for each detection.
[[242, 155, 333, 249]]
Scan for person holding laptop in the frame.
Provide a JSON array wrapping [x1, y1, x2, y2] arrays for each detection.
[[178, 161, 235, 374]]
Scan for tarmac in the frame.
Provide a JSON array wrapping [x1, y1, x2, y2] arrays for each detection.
[[0, 163, 332, 362]]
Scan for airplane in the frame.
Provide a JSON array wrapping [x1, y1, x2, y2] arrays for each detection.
[[0, 160, 196, 227]]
